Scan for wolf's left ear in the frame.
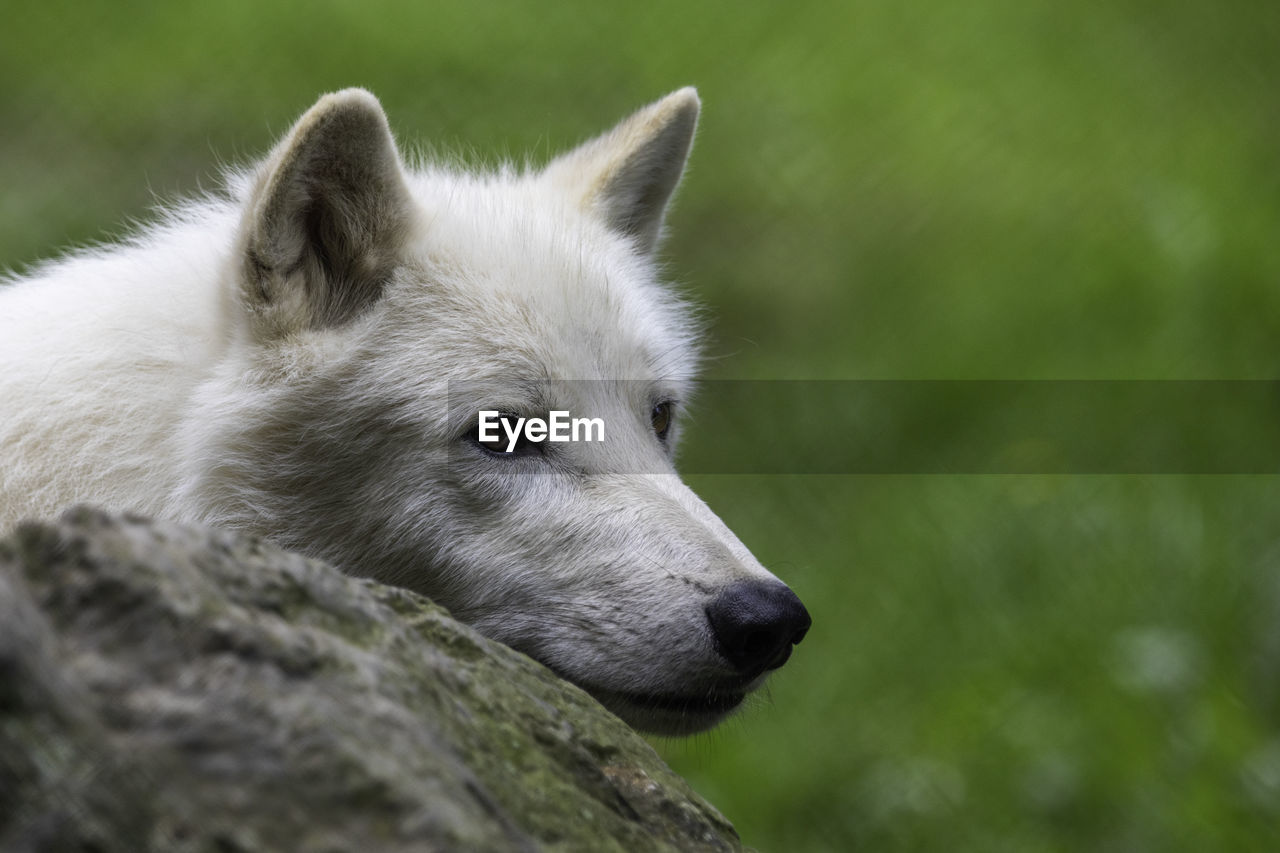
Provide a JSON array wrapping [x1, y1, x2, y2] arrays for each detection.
[[544, 88, 699, 256], [240, 88, 413, 335]]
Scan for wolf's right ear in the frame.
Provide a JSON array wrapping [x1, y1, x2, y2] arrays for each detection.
[[543, 88, 699, 256], [239, 89, 413, 336]]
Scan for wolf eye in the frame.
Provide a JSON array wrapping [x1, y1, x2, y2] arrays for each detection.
[[651, 401, 674, 442], [470, 413, 539, 456], [473, 429, 507, 453]]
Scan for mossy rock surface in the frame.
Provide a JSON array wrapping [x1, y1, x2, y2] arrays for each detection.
[[0, 508, 740, 852]]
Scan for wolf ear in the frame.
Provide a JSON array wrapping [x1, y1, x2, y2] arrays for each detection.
[[240, 88, 413, 335], [544, 88, 699, 255]]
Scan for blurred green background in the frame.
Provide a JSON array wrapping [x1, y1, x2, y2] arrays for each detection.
[[4, 1, 1280, 849]]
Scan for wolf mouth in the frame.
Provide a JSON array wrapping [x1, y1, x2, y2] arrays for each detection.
[[618, 690, 746, 716], [603, 687, 750, 735], [545, 664, 748, 724], [588, 682, 749, 721]]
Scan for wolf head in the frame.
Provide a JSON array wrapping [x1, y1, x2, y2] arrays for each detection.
[[178, 89, 810, 735]]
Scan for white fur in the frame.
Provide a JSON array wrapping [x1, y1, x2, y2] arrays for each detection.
[[0, 89, 799, 734]]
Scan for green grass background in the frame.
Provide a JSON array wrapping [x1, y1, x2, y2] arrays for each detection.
[[4, 1, 1280, 849]]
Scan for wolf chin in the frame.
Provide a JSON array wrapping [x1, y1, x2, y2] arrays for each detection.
[[0, 89, 810, 735]]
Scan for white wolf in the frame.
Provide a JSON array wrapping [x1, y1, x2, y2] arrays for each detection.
[[0, 89, 809, 734]]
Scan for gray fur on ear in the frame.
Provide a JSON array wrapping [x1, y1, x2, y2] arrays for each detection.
[[242, 88, 413, 333], [544, 88, 700, 256]]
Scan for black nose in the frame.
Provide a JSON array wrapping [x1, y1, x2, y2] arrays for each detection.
[[706, 580, 811, 676]]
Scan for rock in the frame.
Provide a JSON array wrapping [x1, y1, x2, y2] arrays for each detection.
[[0, 508, 740, 852]]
